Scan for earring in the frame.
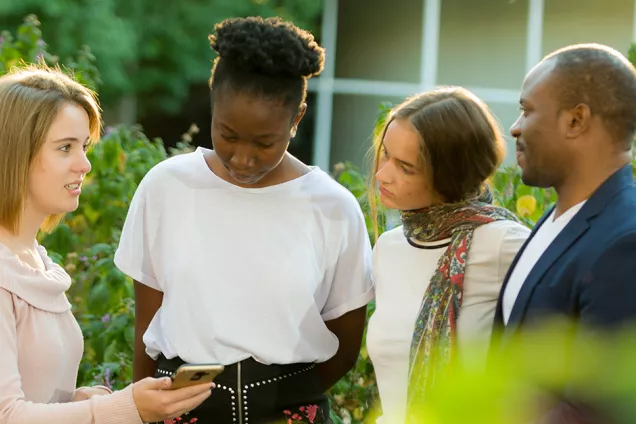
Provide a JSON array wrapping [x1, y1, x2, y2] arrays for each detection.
[[291, 128, 297, 138]]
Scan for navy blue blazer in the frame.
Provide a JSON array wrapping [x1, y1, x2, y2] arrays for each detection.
[[492, 164, 636, 423], [494, 164, 636, 338]]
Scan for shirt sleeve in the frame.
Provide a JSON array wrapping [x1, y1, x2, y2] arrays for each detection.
[[320, 198, 374, 321], [114, 172, 161, 291], [0, 290, 142, 424]]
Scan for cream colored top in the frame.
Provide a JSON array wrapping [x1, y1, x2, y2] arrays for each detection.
[[366, 220, 531, 423], [0, 242, 142, 424]]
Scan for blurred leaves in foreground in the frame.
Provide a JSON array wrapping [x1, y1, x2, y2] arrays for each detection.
[[406, 319, 636, 424]]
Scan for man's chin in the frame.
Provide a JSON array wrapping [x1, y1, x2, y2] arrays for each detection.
[[520, 171, 536, 187], [521, 171, 552, 189]]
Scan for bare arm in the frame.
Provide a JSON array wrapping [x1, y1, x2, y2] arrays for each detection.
[[133, 280, 163, 383], [315, 305, 368, 391]]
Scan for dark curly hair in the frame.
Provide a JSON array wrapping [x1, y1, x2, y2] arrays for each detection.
[[208, 16, 325, 112]]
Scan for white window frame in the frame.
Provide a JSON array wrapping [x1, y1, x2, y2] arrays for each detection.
[[310, 0, 544, 169]]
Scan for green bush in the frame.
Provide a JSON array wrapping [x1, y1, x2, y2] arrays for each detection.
[[0, 15, 100, 89]]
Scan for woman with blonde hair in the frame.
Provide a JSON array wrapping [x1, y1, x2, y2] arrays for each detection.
[[0, 65, 212, 424], [365, 86, 531, 423]]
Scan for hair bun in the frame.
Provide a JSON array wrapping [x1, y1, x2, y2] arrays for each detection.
[[209, 16, 325, 79]]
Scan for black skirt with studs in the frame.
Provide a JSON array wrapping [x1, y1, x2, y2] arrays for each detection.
[[154, 355, 333, 424]]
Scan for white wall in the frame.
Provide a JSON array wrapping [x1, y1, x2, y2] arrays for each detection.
[[317, 0, 636, 170]]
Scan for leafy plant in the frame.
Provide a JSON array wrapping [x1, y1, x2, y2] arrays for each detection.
[[0, 15, 100, 89], [0, 2, 323, 115]]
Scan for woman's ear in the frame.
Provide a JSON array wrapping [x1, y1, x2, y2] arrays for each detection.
[[291, 103, 308, 138]]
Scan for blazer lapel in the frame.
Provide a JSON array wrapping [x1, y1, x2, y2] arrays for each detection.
[[505, 214, 589, 329], [503, 165, 634, 336], [493, 210, 552, 325]]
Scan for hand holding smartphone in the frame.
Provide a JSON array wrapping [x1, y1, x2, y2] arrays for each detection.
[[170, 364, 225, 390]]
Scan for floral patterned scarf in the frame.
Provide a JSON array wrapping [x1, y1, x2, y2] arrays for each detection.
[[401, 188, 519, 421]]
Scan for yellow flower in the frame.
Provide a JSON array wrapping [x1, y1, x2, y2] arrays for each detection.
[[516, 195, 537, 217]]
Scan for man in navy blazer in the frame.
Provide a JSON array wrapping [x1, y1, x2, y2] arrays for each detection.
[[493, 43, 636, 424]]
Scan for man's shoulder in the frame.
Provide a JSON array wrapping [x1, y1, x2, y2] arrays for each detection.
[[592, 183, 636, 231], [566, 185, 636, 271], [589, 186, 636, 254], [607, 182, 636, 212]]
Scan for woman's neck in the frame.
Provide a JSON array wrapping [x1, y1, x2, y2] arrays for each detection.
[[0, 211, 44, 253]]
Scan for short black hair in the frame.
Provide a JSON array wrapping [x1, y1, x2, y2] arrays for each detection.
[[208, 16, 325, 112], [545, 43, 636, 146]]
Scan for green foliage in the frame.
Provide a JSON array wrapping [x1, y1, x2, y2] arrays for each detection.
[[0, 14, 100, 89], [405, 320, 636, 424], [0, 1, 324, 115]]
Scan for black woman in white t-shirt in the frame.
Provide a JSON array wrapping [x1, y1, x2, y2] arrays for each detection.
[[114, 17, 373, 424]]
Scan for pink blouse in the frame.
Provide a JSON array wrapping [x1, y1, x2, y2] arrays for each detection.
[[0, 242, 142, 424]]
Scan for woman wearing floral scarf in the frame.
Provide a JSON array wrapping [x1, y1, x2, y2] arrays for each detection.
[[366, 87, 531, 423]]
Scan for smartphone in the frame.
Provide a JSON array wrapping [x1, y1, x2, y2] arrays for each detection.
[[170, 363, 225, 390]]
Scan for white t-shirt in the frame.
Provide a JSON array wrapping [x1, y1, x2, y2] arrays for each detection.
[[114, 147, 373, 365], [366, 220, 530, 423], [502, 201, 586, 324]]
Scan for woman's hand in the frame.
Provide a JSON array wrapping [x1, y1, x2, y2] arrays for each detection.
[[132, 377, 213, 422]]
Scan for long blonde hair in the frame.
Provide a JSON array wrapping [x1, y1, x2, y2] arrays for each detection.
[[0, 64, 101, 234], [368, 86, 506, 240]]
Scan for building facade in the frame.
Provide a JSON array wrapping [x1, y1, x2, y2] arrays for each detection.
[[308, 0, 636, 171]]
